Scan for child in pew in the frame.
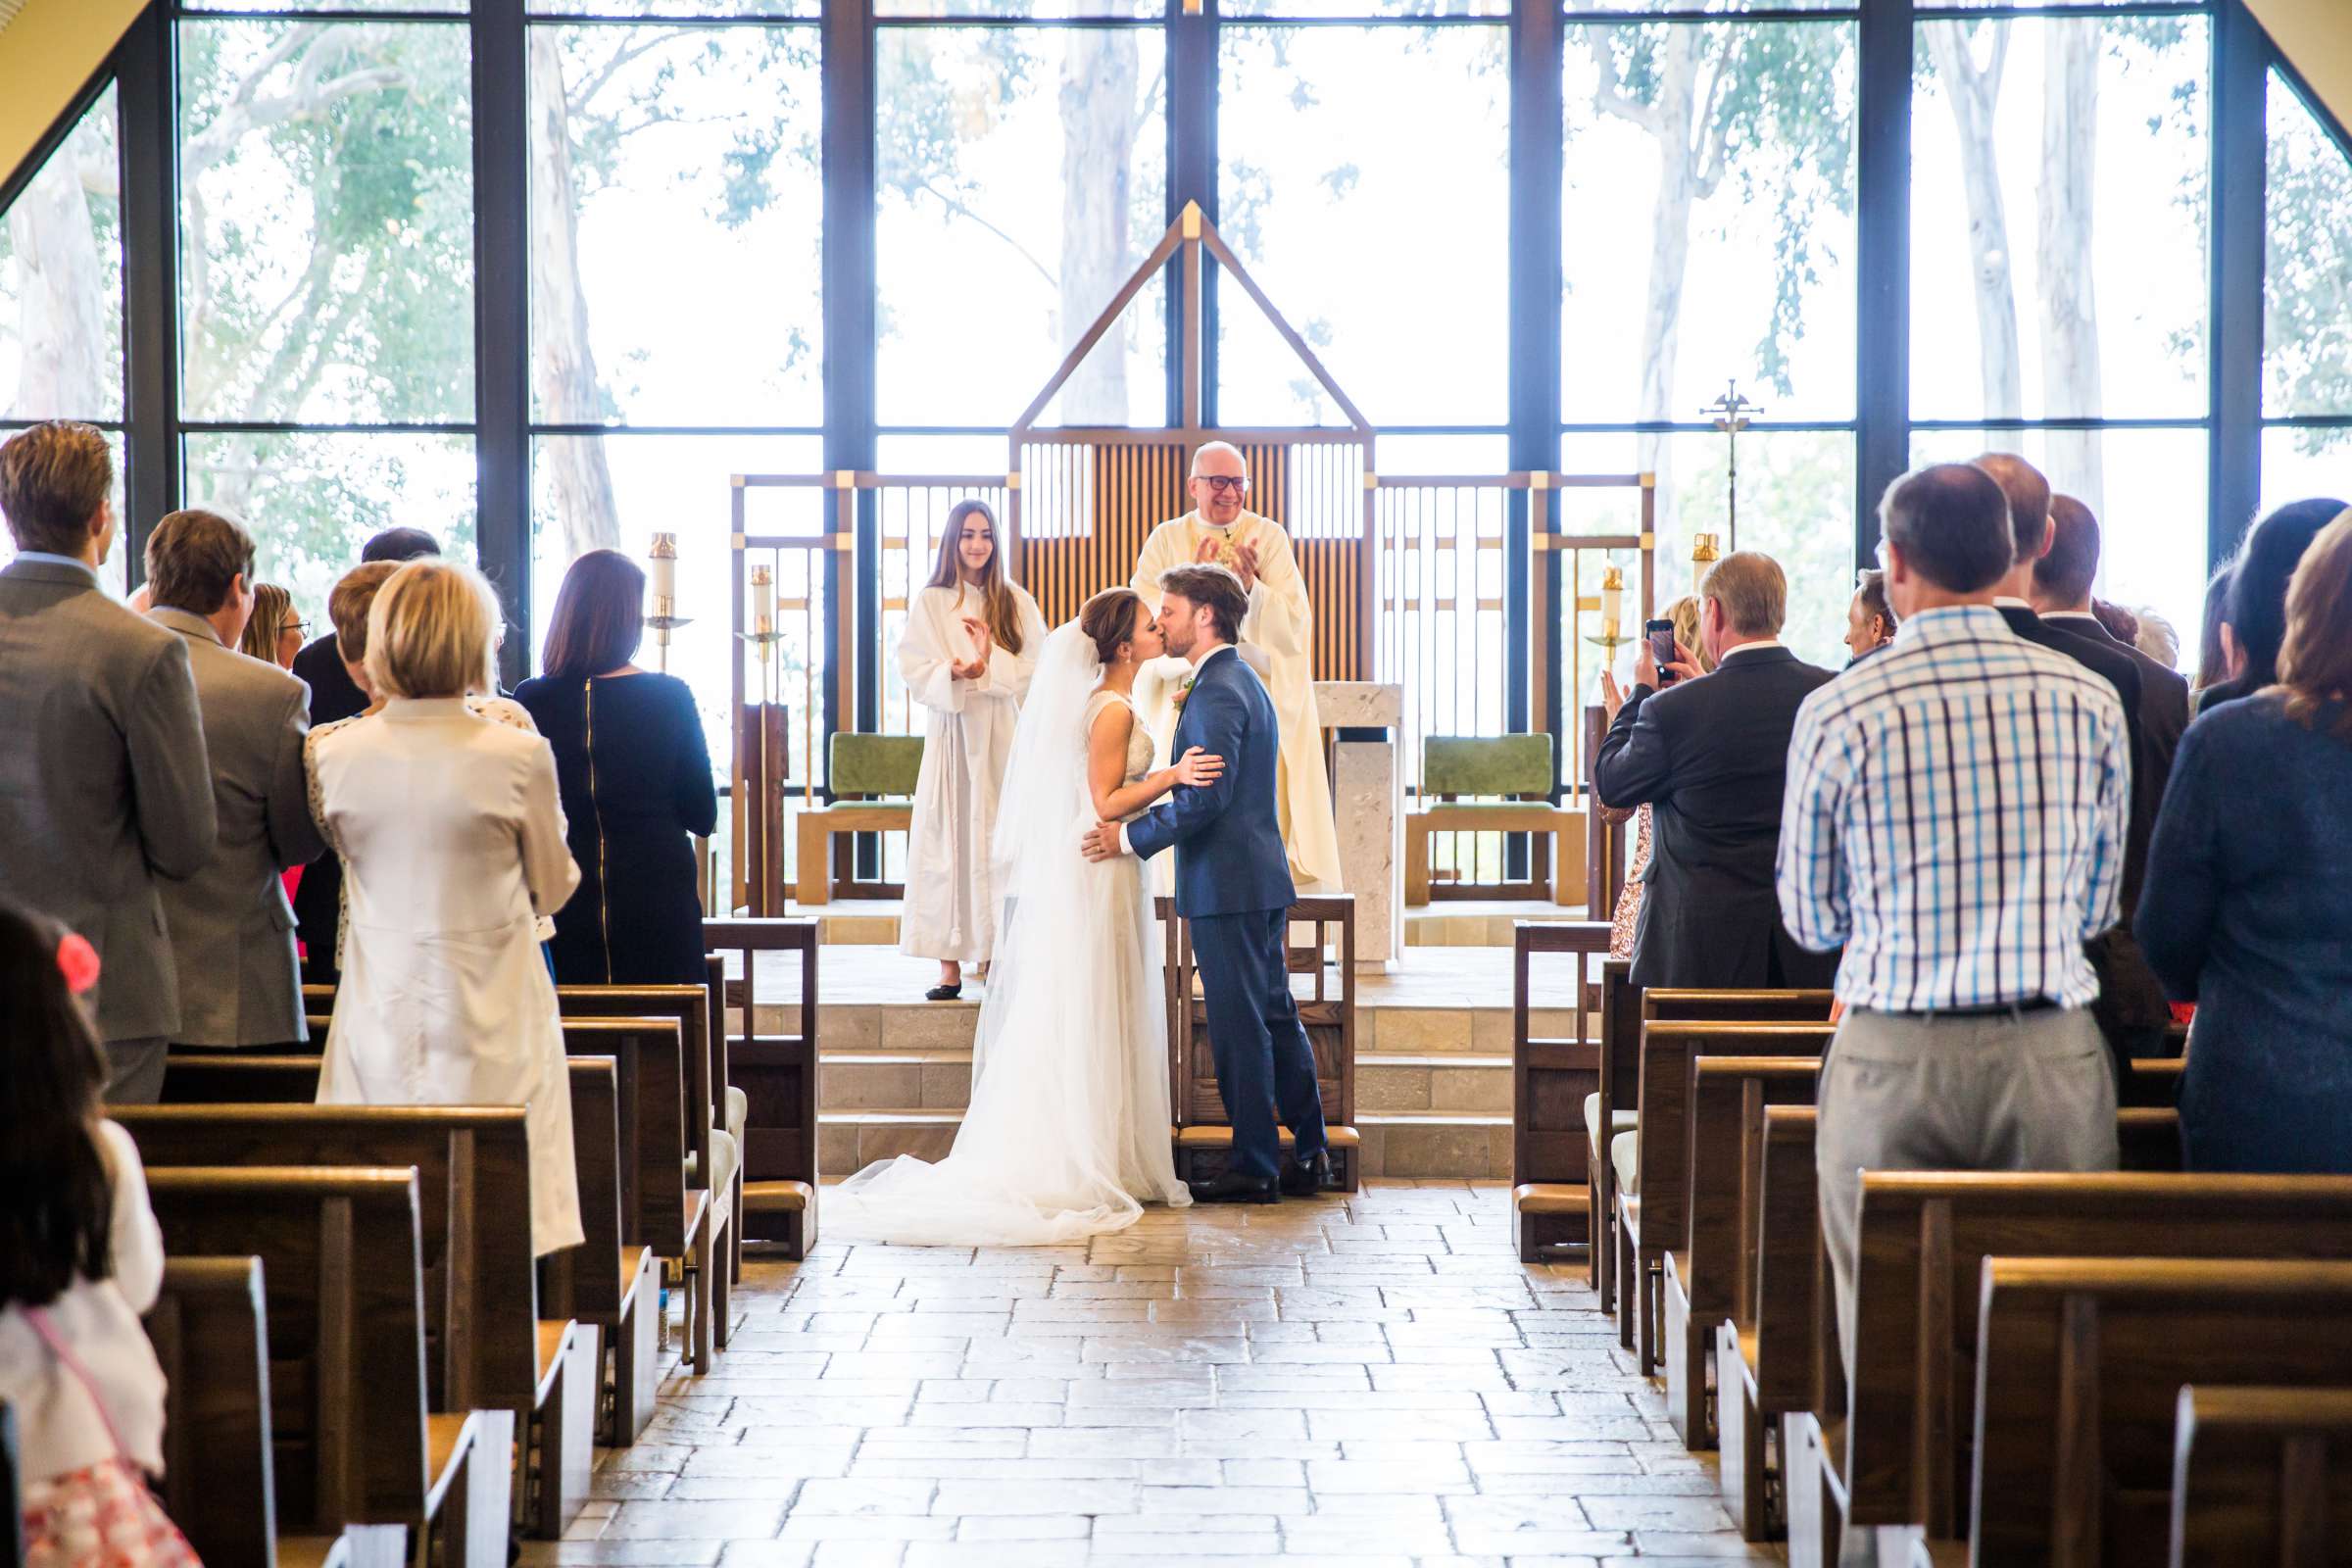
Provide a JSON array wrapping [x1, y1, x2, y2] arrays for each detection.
[[0, 902, 200, 1567]]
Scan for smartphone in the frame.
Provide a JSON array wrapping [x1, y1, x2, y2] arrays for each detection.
[[1645, 618, 1679, 684]]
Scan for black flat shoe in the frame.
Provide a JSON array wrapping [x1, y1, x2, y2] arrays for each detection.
[[1280, 1151, 1334, 1198], [924, 983, 961, 1002], [1188, 1171, 1279, 1204]]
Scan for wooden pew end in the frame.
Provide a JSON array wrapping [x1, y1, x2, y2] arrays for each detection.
[[1172, 1125, 1361, 1193], [1511, 1182, 1591, 1262], [742, 1179, 815, 1259]]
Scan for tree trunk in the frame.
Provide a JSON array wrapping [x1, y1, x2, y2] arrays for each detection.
[[528, 29, 622, 558], [1925, 21, 2023, 421], [2037, 20, 2104, 517], [1055, 20, 1139, 425], [6, 118, 112, 419]]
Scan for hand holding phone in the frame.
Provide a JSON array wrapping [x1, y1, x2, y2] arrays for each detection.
[[1644, 618, 1680, 686]]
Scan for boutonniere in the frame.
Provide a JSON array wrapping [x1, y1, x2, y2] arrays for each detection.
[[1172, 674, 1195, 711]]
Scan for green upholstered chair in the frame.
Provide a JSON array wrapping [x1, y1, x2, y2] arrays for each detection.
[[794, 733, 924, 905], [1404, 733, 1579, 905]]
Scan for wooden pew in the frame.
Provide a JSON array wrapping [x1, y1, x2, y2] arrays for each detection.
[[543, 1057, 660, 1448], [1620, 1018, 1837, 1379], [144, 1168, 505, 1568], [703, 918, 821, 1257], [2171, 1384, 2352, 1567], [1970, 1259, 2352, 1566], [2122, 1054, 2186, 1107], [1160, 896, 1362, 1191], [558, 1015, 710, 1376], [1803, 1169, 2352, 1568], [1, 1400, 19, 1568], [164, 1053, 329, 1103], [146, 1255, 350, 1568], [119, 1105, 593, 1540], [1669, 1055, 1820, 1453], [559, 984, 733, 1348], [1508, 921, 1613, 1264], [1719, 1103, 1822, 1541]]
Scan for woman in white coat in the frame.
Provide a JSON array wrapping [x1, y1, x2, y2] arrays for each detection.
[[898, 500, 1047, 1001], [309, 560, 585, 1257]]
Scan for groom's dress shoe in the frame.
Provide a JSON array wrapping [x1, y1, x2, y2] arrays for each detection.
[[1280, 1152, 1333, 1198], [1189, 1172, 1279, 1205]]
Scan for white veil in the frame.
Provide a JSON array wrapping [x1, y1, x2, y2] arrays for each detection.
[[824, 618, 1189, 1247]]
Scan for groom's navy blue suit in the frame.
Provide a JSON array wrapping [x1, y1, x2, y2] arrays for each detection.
[[1127, 645, 1328, 1183]]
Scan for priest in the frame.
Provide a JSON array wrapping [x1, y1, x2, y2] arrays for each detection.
[[1129, 440, 1344, 893]]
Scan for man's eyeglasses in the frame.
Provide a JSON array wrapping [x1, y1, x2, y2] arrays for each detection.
[[1197, 474, 1248, 495]]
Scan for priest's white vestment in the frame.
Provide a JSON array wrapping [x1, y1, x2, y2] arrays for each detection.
[[897, 581, 1048, 964], [1130, 509, 1343, 893]]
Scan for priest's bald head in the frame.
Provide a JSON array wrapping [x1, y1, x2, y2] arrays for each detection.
[[1189, 441, 1250, 526]]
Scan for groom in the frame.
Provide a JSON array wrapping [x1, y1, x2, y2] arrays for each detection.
[[1081, 563, 1331, 1203]]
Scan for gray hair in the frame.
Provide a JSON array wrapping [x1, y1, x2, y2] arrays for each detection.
[[1189, 440, 1246, 479]]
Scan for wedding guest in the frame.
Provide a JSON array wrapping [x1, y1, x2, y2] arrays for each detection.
[[1842, 566, 1897, 665], [1597, 595, 1713, 962], [1781, 464, 2129, 1385], [1596, 552, 1839, 991], [290, 529, 441, 968], [237, 581, 304, 668], [0, 901, 194, 1565], [310, 560, 583, 1256], [2198, 497, 2342, 712], [2091, 599, 2140, 648], [2137, 512, 2352, 1173], [2132, 607, 2181, 669], [2193, 561, 2237, 698], [897, 500, 1047, 1001], [144, 510, 324, 1052], [0, 421, 215, 1103], [516, 550, 717, 985]]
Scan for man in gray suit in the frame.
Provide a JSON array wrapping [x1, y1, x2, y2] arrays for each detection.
[[145, 508, 326, 1050], [0, 421, 217, 1100]]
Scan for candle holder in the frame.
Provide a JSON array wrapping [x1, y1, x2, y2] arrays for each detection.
[[737, 564, 790, 912], [643, 534, 693, 673], [1584, 563, 1633, 650]]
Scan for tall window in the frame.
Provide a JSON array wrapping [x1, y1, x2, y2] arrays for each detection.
[[1908, 8, 2212, 658], [0, 85, 125, 570], [2259, 68, 2352, 522], [1561, 13, 1858, 673], [176, 12, 478, 614]]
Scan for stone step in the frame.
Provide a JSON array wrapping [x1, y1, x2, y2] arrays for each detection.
[[816, 1104, 1514, 1181], [762, 1000, 1586, 1056], [1404, 907, 1595, 948], [1354, 1053, 1513, 1114]]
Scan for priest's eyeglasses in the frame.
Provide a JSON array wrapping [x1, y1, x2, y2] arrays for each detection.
[[1198, 475, 1249, 494]]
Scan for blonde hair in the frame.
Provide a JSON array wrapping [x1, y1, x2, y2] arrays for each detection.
[[1699, 551, 1788, 639], [2276, 511, 2352, 742], [365, 559, 500, 700], [1664, 595, 1717, 675]]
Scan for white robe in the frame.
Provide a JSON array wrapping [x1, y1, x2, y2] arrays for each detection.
[[898, 582, 1048, 964], [308, 697, 585, 1257], [1131, 510, 1344, 893]]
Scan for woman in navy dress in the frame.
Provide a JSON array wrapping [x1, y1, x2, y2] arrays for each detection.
[[2137, 509, 2352, 1172], [516, 550, 718, 986]]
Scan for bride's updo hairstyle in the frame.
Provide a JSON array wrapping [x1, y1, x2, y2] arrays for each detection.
[[1080, 587, 1144, 665]]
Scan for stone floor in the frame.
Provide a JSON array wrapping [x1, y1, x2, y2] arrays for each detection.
[[524, 1182, 1779, 1567]]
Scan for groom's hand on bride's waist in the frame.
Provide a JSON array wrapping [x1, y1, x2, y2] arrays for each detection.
[[1079, 821, 1127, 862]]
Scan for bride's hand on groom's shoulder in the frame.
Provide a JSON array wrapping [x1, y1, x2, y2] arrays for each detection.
[[1079, 821, 1123, 862]]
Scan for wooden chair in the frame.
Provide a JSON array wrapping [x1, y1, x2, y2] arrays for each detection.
[[1800, 1169, 2352, 1568], [2171, 1384, 2352, 1567], [1403, 734, 1577, 905], [560, 1016, 711, 1376], [795, 733, 921, 905], [118, 1105, 594, 1540], [703, 918, 821, 1256], [144, 1167, 504, 1568], [559, 984, 733, 1348], [1158, 895, 1359, 1190], [1508, 921, 1613, 1263], [1619, 1019, 1837, 1380], [1669, 1054, 1820, 1453], [544, 1057, 661, 1447], [1969, 1259, 2352, 1566], [146, 1255, 351, 1568]]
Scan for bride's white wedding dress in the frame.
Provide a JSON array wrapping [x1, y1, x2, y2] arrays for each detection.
[[825, 624, 1191, 1246]]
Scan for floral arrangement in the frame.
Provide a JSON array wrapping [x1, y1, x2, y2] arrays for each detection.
[[1172, 674, 1195, 711]]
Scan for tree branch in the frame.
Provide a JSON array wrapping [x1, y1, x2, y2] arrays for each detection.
[[918, 178, 1058, 292], [1585, 30, 1667, 141]]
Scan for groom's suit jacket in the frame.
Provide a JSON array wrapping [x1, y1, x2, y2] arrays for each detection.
[[1126, 645, 1296, 919]]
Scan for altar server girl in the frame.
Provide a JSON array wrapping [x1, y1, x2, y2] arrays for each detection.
[[897, 500, 1047, 1000]]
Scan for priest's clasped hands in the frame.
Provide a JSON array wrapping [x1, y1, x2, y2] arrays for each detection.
[[1195, 533, 1259, 592]]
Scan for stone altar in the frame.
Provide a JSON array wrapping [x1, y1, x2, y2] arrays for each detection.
[[1314, 681, 1404, 970]]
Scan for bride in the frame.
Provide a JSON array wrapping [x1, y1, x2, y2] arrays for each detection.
[[825, 588, 1219, 1244]]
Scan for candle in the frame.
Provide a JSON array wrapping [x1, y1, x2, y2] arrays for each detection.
[[648, 533, 676, 614], [1599, 564, 1623, 640], [751, 564, 773, 637]]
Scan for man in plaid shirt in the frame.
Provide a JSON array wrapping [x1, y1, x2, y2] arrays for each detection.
[[1778, 463, 2132, 1444]]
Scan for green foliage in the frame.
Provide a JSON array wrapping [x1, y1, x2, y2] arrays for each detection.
[[2266, 76, 2352, 434]]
